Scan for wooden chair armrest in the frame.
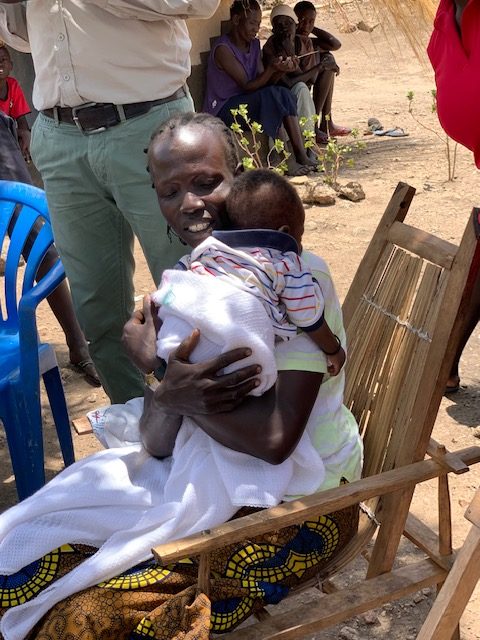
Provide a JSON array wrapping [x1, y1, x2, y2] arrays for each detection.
[[427, 438, 469, 474], [152, 446, 480, 565]]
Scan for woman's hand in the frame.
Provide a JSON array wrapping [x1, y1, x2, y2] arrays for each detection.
[[154, 329, 262, 415], [271, 55, 299, 74], [122, 295, 162, 373], [139, 330, 262, 457]]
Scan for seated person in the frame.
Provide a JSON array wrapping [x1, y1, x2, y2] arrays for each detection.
[[203, 0, 317, 174], [151, 169, 346, 457], [263, 4, 351, 145], [0, 113, 362, 639], [294, 1, 351, 141], [0, 43, 31, 160]]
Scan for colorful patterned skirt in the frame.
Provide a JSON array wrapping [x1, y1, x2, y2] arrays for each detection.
[[0, 504, 358, 640]]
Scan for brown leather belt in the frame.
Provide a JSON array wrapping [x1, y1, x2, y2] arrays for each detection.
[[41, 86, 187, 134]]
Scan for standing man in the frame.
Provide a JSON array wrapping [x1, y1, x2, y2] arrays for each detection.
[[0, 0, 220, 403]]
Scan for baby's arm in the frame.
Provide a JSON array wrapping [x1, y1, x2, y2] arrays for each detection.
[[305, 321, 346, 376], [280, 254, 345, 375]]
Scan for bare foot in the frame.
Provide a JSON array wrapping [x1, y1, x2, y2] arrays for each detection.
[[328, 124, 352, 137], [445, 374, 460, 394], [69, 345, 102, 387]]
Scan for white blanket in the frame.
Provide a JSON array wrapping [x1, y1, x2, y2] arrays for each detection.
[[0, 403, 324, 640], [0, 299, 326, 640], [151, 268, 277, 395]]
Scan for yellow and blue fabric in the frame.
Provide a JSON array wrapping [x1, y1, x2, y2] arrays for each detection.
[[0, 505, 357, 639]]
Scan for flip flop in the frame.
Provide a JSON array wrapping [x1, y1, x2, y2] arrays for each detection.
[[374, 127, 409, 137], [316, 131, 330, 145], [71, 359, 102, 387]]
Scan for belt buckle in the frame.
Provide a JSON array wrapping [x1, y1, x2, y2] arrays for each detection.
[[71, 102, 118, 135]]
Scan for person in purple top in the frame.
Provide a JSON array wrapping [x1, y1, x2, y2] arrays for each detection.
[[203, 0, 317, 174]]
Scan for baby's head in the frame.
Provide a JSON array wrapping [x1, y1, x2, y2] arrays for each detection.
[[294, 1, 317, 37], [226, 169, 305, 248], [0, 45, 13, 80]]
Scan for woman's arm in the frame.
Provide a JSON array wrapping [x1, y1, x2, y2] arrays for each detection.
[[141, 329, 323, 463], [215, 44, 288, 92], [193, 369, 323, 465], [280, 62, 324, 88]]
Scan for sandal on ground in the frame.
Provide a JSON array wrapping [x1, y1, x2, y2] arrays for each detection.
[[71, 359, 102, 387], [286, 163, 313, 177], [316, 131, 330, 145], [373, 127, 409, 138]]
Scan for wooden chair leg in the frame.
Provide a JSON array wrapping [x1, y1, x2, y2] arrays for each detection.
[[416, 490, 480, 640], [198, 552, 211, 597], [367, 487, 414, 578], [437, 473, 460, 640]]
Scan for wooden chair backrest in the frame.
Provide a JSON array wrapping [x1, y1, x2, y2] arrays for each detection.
[[314, 182, 480, 579], [343, 182, 478, 479]]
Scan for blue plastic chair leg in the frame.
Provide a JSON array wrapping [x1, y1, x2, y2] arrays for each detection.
[[5, 386, 46, 500], [42, 367, 75, 467]]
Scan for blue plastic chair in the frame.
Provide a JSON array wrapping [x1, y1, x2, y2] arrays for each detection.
[[0, 180, 74, 500]]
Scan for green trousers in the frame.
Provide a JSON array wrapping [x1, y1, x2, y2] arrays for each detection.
[[30, 97, 191, 403]]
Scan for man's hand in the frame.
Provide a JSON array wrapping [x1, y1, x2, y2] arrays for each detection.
[[122, 294, 162, 373], [154, 329, 262, 415]]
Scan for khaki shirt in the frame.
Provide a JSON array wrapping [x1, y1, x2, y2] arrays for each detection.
[[0, 0, 219, 110]]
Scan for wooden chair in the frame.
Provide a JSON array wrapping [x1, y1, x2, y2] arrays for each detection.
[[416, 488, 480, 640], [152, 182, 480, 638]]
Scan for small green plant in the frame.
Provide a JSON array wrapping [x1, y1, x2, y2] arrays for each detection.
[[407, 89, 457, 181], [320, 117, 366, 188], [230, 104, 290, 174]]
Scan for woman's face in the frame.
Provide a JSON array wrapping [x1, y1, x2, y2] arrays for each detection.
[[149, 126, 235, 248], [235, 8, 262, 43]]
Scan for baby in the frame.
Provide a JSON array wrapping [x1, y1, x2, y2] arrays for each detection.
[[152, 169, 345, 383]]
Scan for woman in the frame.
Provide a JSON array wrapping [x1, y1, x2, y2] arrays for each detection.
[[0, 113, 362, 640], [203, 0, 317, 174], [427, 0, 480, 393]]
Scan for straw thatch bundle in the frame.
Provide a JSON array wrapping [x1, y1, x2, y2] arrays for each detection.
[[338, 0, 438, 54]]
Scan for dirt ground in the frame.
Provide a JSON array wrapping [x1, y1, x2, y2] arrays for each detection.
[[1, 1, 479, 638]]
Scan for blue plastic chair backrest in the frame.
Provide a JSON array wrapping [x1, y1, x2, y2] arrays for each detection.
[[0, 180, 58, 332]]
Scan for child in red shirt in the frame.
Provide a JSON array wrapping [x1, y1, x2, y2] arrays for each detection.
[[0, 44, 31, 161]]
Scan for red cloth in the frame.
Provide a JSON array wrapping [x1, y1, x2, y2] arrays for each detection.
[[0, 77, 30, 120], [427, 0, 480, 168]]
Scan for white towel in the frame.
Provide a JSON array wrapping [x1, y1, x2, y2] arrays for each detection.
[[151, 268, 277, 395], [0, 400, 325, 640], [0, 270, 327, 640]]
